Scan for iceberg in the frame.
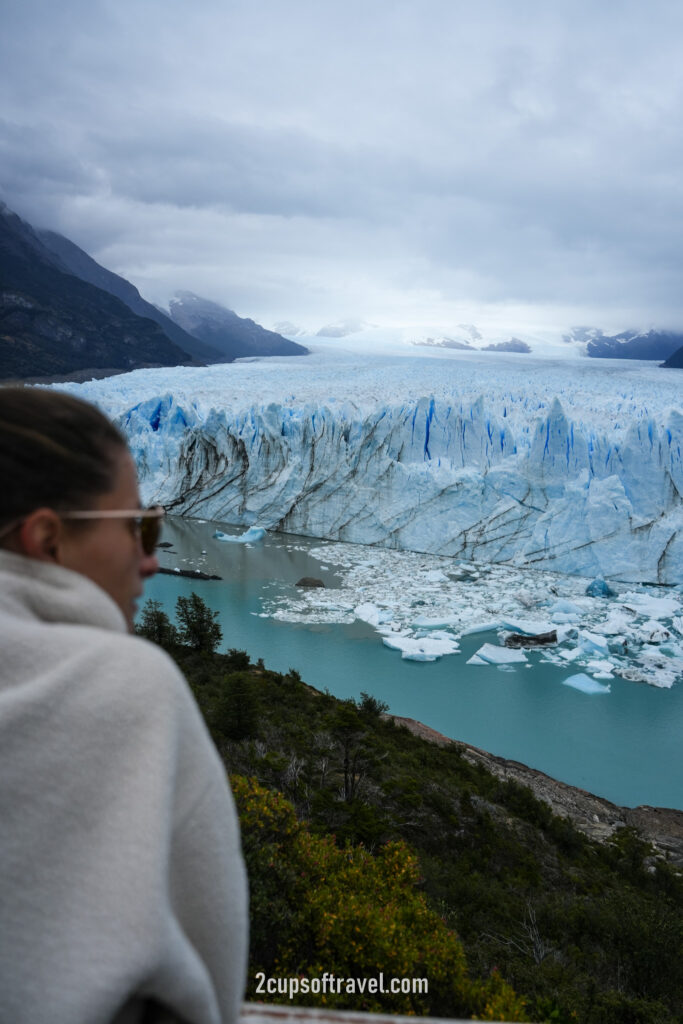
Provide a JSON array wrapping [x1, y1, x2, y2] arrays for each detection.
[[382, 634, 460, 661], [562, 673, 611, 694], [585, 577, 616, 598], [214, 526, 267, 543], [467, 643, 528, 665], [355, 602, 394, 626]]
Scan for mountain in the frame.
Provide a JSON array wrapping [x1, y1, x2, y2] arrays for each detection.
[[412, 336, 476, 351], [37, 229, 223, 365], [411, 324, 482, 351], [568, 326, 683, 360], [481, 338, 531, 353], [316, 319, 367, 338], [662, 346, 683, 368], [168, 291, 308, 360], [0, 204, 192, 380]]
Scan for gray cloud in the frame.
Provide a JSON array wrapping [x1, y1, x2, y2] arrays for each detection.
[[3, 0, 683, 336]]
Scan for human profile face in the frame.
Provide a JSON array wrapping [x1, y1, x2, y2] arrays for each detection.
[[57, 449, 159, 630]]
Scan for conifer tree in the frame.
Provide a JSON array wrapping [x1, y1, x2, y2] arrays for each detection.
[[175, 593, 222, 652], [136, 599, 178, 648]]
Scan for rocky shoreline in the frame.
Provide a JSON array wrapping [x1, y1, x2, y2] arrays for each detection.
[[388, 715, 683, 868]]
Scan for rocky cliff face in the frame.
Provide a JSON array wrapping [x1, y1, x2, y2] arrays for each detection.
[[168, 291, 309, 360], [663, 346, 683, 368], [584, 328, 683, 361], [392, 715, 683, 868], [37, 229, 224, 365], [0, 204, 192, 379]]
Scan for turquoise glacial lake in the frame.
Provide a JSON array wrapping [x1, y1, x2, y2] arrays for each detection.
[[139, 516, 683, 811]]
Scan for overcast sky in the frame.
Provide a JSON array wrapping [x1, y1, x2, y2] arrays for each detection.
[[2, 0, 683, 341]]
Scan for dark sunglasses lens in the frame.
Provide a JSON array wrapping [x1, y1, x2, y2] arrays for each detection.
[[140, 511, 162, 554]]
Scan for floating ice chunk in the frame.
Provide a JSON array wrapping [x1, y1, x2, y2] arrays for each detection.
[[552, 612, 582, 624], [558, 647, 582, 661], [382, 634, 460, 660], [562, 673, 611, 694], [619, 592, 682, 618], [214, 526, 267, 543], [578, 631, 610, 656], [585, 578, 616, 598], [548, 599, 585, 616], [427, 629, 460, 644], [355, 602, 394, 626], [460, 621, 503, 636], [635, 621, 672, 643], [598, 609, 635, 635], [468, 643, 528, 665], [425, 569, 448, 583], [501, 619, 555, 636], [411, 615, 459, 629], [586, 659, 615, 678], [461, 618, 551, 637]]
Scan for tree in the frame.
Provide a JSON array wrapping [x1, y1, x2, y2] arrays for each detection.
[[327, 701, 374, 803], [136, 599, 178, 647], [215, 672, 260, 741], [175, 592, 222, 652], [358, 691, 389, 717]]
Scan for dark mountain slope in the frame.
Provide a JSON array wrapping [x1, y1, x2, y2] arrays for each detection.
[[37, 229, 223, 365], [0, 205, 192, 380], [586, 328, 683, 360], [169, 291, 308, 360], [662, 346, 683, 368]]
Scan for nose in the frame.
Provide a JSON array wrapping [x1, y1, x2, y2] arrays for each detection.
[[140, 551, 159, 578]]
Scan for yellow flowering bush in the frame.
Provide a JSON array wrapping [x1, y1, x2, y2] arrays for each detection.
[[233, 775, 527, 1020]]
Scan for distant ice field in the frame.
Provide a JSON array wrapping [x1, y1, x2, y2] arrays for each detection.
[[60, 347, 681, 432]]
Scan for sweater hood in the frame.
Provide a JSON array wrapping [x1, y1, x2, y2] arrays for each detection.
[[0, 550, 127, 634]]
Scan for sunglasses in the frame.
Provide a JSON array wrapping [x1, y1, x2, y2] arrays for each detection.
[[60, 505, 165, 555]]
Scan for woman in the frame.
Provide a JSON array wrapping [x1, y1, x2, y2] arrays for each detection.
[[0, 387, 248, 1024]]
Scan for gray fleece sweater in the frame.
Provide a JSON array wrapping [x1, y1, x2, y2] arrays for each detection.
[[0, 550, 248, 1024]]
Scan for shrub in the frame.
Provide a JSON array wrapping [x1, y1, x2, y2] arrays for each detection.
[[232, 775, 528, 1020]]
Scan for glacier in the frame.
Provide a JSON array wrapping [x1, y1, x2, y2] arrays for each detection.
[[57, 348, 683, 585]]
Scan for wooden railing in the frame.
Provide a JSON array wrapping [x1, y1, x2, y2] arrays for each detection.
[[242, 1003, 516, 1024]]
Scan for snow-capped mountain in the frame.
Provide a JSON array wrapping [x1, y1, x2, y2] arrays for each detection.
[[564, 326, 683, 361], [57, 349, 683, 585]]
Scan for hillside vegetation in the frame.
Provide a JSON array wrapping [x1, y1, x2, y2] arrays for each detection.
[[139, 596, 683, 1024]]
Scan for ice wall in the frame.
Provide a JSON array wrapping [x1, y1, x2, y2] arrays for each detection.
[[116, 388, 683, 584]]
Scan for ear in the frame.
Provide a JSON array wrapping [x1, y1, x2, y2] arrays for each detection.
[[17, 508, 64, 562]]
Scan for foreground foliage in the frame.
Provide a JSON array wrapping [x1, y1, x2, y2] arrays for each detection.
[[139, 597, 683, 1023], [234, 775, 527, 1020]]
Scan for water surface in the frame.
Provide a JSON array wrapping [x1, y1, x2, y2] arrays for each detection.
[[140, 517, 683, 810]]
